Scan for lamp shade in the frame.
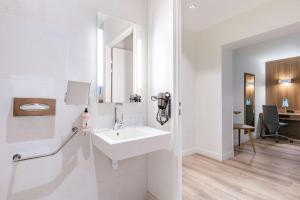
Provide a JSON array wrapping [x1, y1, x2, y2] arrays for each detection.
[[282, 98, 289, 108]]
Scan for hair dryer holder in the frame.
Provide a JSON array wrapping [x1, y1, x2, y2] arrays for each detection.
[[151, 92, 171, 125]]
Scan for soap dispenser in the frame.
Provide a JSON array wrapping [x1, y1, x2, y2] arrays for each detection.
[[81, 108, 91, 135]]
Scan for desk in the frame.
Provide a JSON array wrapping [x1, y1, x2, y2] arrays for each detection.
[[260, 112, 300, 139], [278, 113, 300, 121], [234, 124, 256, 153]]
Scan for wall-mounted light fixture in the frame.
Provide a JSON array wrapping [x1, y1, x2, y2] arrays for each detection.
[[278, 79, 292, 84]]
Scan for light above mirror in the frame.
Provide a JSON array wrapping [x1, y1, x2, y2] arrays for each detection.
[[278, 79, 292, 84], [97, 13, 142, 103]]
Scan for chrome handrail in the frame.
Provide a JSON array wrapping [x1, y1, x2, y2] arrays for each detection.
[[12, 127, 79, 162]]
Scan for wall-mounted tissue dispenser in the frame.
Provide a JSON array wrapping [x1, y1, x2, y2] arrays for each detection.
[[13, 98, 56, 116]]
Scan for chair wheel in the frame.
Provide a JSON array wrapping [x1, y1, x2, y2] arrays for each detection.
[[275, 140, 279, 143], [290, 140, 294, 143], [262, 136, 265, 139]]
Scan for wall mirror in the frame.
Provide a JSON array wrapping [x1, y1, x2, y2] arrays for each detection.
[[97, 13, 142, 103], [244, 73, 255, 127]]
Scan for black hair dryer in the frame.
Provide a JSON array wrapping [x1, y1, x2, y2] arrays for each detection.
[[151, 92, 171, 125]]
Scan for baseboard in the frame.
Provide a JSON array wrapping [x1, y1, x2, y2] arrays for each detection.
[[182, 148, 199, 157], [222, 151, 234, 160], [182, 148, 234, 161], [196, 148, 224, 161]]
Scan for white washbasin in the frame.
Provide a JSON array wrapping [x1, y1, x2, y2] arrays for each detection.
[[92, 126, 171, 163]]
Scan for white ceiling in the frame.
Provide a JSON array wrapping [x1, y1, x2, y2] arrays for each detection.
[[233, 32, 300, 63], [182, 0, 271, 32]]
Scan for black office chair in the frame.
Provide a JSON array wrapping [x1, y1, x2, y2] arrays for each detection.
[[262, 105, 293, 143], [245, 105, 254, 126]]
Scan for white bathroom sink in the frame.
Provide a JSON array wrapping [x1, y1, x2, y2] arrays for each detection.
[[92, 126, 171, 162]]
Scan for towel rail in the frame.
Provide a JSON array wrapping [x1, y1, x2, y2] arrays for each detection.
[[12, 127, 79, 162]]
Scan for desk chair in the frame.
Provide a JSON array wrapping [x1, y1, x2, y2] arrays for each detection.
[[262, 105, 293, 143], [245, 105, 254, 126]]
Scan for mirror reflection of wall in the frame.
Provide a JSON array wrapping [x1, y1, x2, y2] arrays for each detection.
[[97, 13, 142, 103], [244, 73, 255, 127]]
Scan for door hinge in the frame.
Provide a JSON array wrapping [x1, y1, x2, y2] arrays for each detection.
[[179, 102, 182, 115]]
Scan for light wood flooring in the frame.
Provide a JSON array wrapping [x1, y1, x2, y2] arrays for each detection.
[[183, 139, 300, 200]]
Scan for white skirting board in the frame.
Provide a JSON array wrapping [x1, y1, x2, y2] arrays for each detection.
[[182, 148, 199, 157], [182, 148, 234, 161]]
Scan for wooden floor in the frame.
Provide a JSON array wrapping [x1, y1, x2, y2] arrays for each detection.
[[183, 139, 300, 200]]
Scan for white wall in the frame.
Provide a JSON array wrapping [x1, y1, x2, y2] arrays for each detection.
[[184, 0, 300, 160], [233, 52, 265, 144], [233, 32, 300, 145], [0, 0, 149, 200], [147, 0, 179, 200]]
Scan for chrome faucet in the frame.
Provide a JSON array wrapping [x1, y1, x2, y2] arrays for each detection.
[[114, 103, 125, 130]]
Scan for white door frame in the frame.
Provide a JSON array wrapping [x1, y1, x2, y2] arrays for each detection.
[[173, 0, 182, 199]]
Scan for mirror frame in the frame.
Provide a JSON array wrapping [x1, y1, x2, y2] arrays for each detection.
[[244, 73, 255, 128]]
